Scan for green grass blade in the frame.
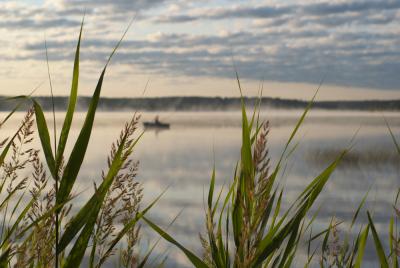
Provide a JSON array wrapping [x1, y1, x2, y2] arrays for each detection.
[[271, 189, 283, 228], [58, 130, 129, 252], [384, 117, 400, 155], [33, 100, 56, 179], [143, 216, 208, 268], [351, 187, 371, 228], [367, 211, 389, 268], [137, 209, 182, 268], [266, 80, 323, 194], [208, 167, 215, 210], [56, 17, 84, 168], [56, 68, 105, 206], [254, 150, 345, 266], [0, 181, 26, 211], [0, 101, 24, 129], [61, 130, 143, 264], [57, 19, 133, 207], [62, 203, 99, 268], [279, 80, 322, 168], [354, 225, 369, 268], [8, 197, 72, 244], [0, 133, 18, 168], [390, 214, 399, 268], [0, 198, 35, 248], [212, 182, 225, 218], [0, 246, 10, 267], [7, 191, 26, 226], [0, 82, 42, 128], [307, 220, 342, 244], [98, 187, 167, 267]]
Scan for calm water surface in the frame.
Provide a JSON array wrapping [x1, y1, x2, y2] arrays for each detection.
[[1, 110, 399, 267]]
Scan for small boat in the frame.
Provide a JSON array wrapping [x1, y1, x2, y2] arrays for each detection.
[[143, 116, 170, 129]]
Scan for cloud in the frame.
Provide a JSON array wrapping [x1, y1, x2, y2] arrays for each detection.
[[155, 4, 293, 23], [0, 0, 399, 92], [19, 25, 400, 90], [303, 1, 400, 15], [56, 0, 169, 12], [0, 17, 79, 29], [156, 0, 400, 25]]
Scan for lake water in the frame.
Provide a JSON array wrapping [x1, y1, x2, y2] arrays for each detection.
[[1, 109, 399, 267]]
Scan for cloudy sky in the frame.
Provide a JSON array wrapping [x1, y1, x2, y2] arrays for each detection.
[[0, 0, 399, 100]]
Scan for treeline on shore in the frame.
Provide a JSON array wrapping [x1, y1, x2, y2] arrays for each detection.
[[1, 96, 399, 111]]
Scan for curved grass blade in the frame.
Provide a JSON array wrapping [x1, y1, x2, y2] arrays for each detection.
[[143, 216, 208, 268], [0, 198, 35, 248], [253, 150, 346, 266], [0, 82, 42, 128], [33, 100, 56, 179], [3, 96, 57, 180], [0, 246, 10, 267], [10, 196, 73, 242], [0, 180, 26, 211], [133, 207, 181, 268]]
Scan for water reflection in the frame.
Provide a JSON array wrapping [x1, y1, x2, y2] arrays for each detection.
[[0, 110, 399, 267]]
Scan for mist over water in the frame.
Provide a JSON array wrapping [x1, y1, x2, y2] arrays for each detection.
[[1, 110, 399, 267]]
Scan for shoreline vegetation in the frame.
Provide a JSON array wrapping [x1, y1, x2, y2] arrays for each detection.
[[0, 20, 399, 268], [307, 148, 400, 168], [1, 96, 400, 112]]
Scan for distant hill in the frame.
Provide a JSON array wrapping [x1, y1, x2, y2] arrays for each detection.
[[0, 96, 399, 111]]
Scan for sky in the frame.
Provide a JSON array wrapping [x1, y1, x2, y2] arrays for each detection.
[[0, 0, 399, 100]]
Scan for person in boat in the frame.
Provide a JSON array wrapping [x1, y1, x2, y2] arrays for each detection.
[[143, 115, 169, 129]]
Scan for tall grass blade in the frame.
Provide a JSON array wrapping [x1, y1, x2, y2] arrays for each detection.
[[143, 216, 208, 268], [208, 167, 215, 210], [57, 19, 133, 207], [389, 214, 398, 268], [33, 100, 57, 178], [56, 69, 104, 205], [384, 117, 400, 155], [354, 225, 369, 268], [59, 130, 129, 252], [254, 150, 346, 266], [61, 130, 143, 267], [367, 211, 389, 267], [56, 18, 84, 168], [351, 187, 371, 228]]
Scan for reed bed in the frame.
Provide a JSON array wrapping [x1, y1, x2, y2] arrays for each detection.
[[306, 148, 399, 168]]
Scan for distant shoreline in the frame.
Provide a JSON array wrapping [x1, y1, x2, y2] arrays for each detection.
[[1, 96, 399, 111]]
